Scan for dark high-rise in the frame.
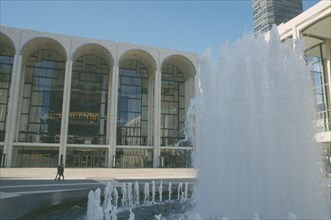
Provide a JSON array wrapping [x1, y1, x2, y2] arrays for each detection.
[[252, 0, 303, 33]]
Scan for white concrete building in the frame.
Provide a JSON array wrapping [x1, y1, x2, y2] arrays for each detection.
[[278, 0, 331, 175], [0, 26, 199, 168]]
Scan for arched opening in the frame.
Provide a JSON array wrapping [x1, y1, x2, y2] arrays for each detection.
[[68, 54, 110, 145], [0, 33, 15, 167], [115, 49, 156, 168], [66, 44, 112, 168], [19, 49, 65, 143], [15, 38, 66, 167], [117, 59, 149, 146], [0, 33, 15, 143], [160, 55, 196, 167]]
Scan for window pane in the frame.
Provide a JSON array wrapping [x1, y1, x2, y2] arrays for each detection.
[[117, 60, 149, 146], [161, 64, 186, 146], [0, 46, 14, 142], [19, 49, 65, 143], [68, 54, 109, 144]]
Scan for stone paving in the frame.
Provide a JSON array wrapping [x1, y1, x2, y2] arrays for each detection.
[[0, 168, 197, 181]]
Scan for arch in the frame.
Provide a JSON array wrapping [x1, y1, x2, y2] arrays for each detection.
[[68, 44, 112, 147], [72, 43, 114, 67], [0, 32, 15, 55], [159, 54, 197, 148], [161, 55, 196, 79], [116, 49, 156, 150], [0, 32, 15, 142], [18, 47, 66, 144], [21, 37, 67, 62], [119, 49, 157, 75]]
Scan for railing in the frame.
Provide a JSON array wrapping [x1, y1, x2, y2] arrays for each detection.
[[315, 110, 330, 131]]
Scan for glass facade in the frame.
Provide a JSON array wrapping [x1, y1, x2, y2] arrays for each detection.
[[66, 147, 106, 167], [115, 148, 152, 168], [68, 55, 109, 145], [0, 27, 198, 168], [160, 149, 192, 168], [13, 146, 59, 167], [305, 43, 330, 131], [0, 44, 14, 142], [161, 64, 186, 146], [19, 49, 65, 143], [117, 59, 149, 146]]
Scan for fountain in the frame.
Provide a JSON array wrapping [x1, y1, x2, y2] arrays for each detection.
[[85, 181, 194, 219], [82, 28, 330, 220], [195, 28, 330, 219]]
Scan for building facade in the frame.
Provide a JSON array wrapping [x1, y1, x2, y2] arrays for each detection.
[[0, 26, 199, 168], [278, 1, 331, 176], [253, 0, 303, 33]]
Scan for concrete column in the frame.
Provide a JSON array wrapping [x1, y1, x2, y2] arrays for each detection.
[[59, 60, 73, 165], [292, 26, 300, 49], [147, 76, 154, 146], [3, 54, 22, 167], [108, 64, 119, 167], [292, 25, 299, 40], [106, 69, 113, 145], [13, 64, 27, 143], [153, 69, 161, 167], [324, 39, 331, 131]]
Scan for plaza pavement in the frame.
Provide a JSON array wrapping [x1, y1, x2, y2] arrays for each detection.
[[0, 168, 197, 219], [0, 167, 197, 181]]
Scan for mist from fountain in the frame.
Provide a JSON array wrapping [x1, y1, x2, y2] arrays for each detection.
[[195, 28, 330, 219]]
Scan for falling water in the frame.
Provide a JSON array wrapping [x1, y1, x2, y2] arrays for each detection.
[[86, 188, 103, 220], [127, 183, 133, 207], [103, 183, 113, 219], [134, 181, 140, 206], [121, 183, 127, 208], [86, 181, 193, 220], [184, 182, 188, 201], [177, 183, 183, 201], [152, 180, 156, 204], [195, 28, 330, 219], [168, 182, 172, 201], [144, 182, 150, 204], [159, 180, 163, 203], [113, 187, 119, 208]]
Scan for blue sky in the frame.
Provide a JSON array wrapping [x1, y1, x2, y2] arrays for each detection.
[[0, 0, 321, 56]]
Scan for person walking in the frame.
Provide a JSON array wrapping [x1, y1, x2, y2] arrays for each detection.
[[54, 163, 65, 180]]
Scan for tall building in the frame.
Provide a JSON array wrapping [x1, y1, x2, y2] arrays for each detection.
[[252, 0, 303, 33]]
